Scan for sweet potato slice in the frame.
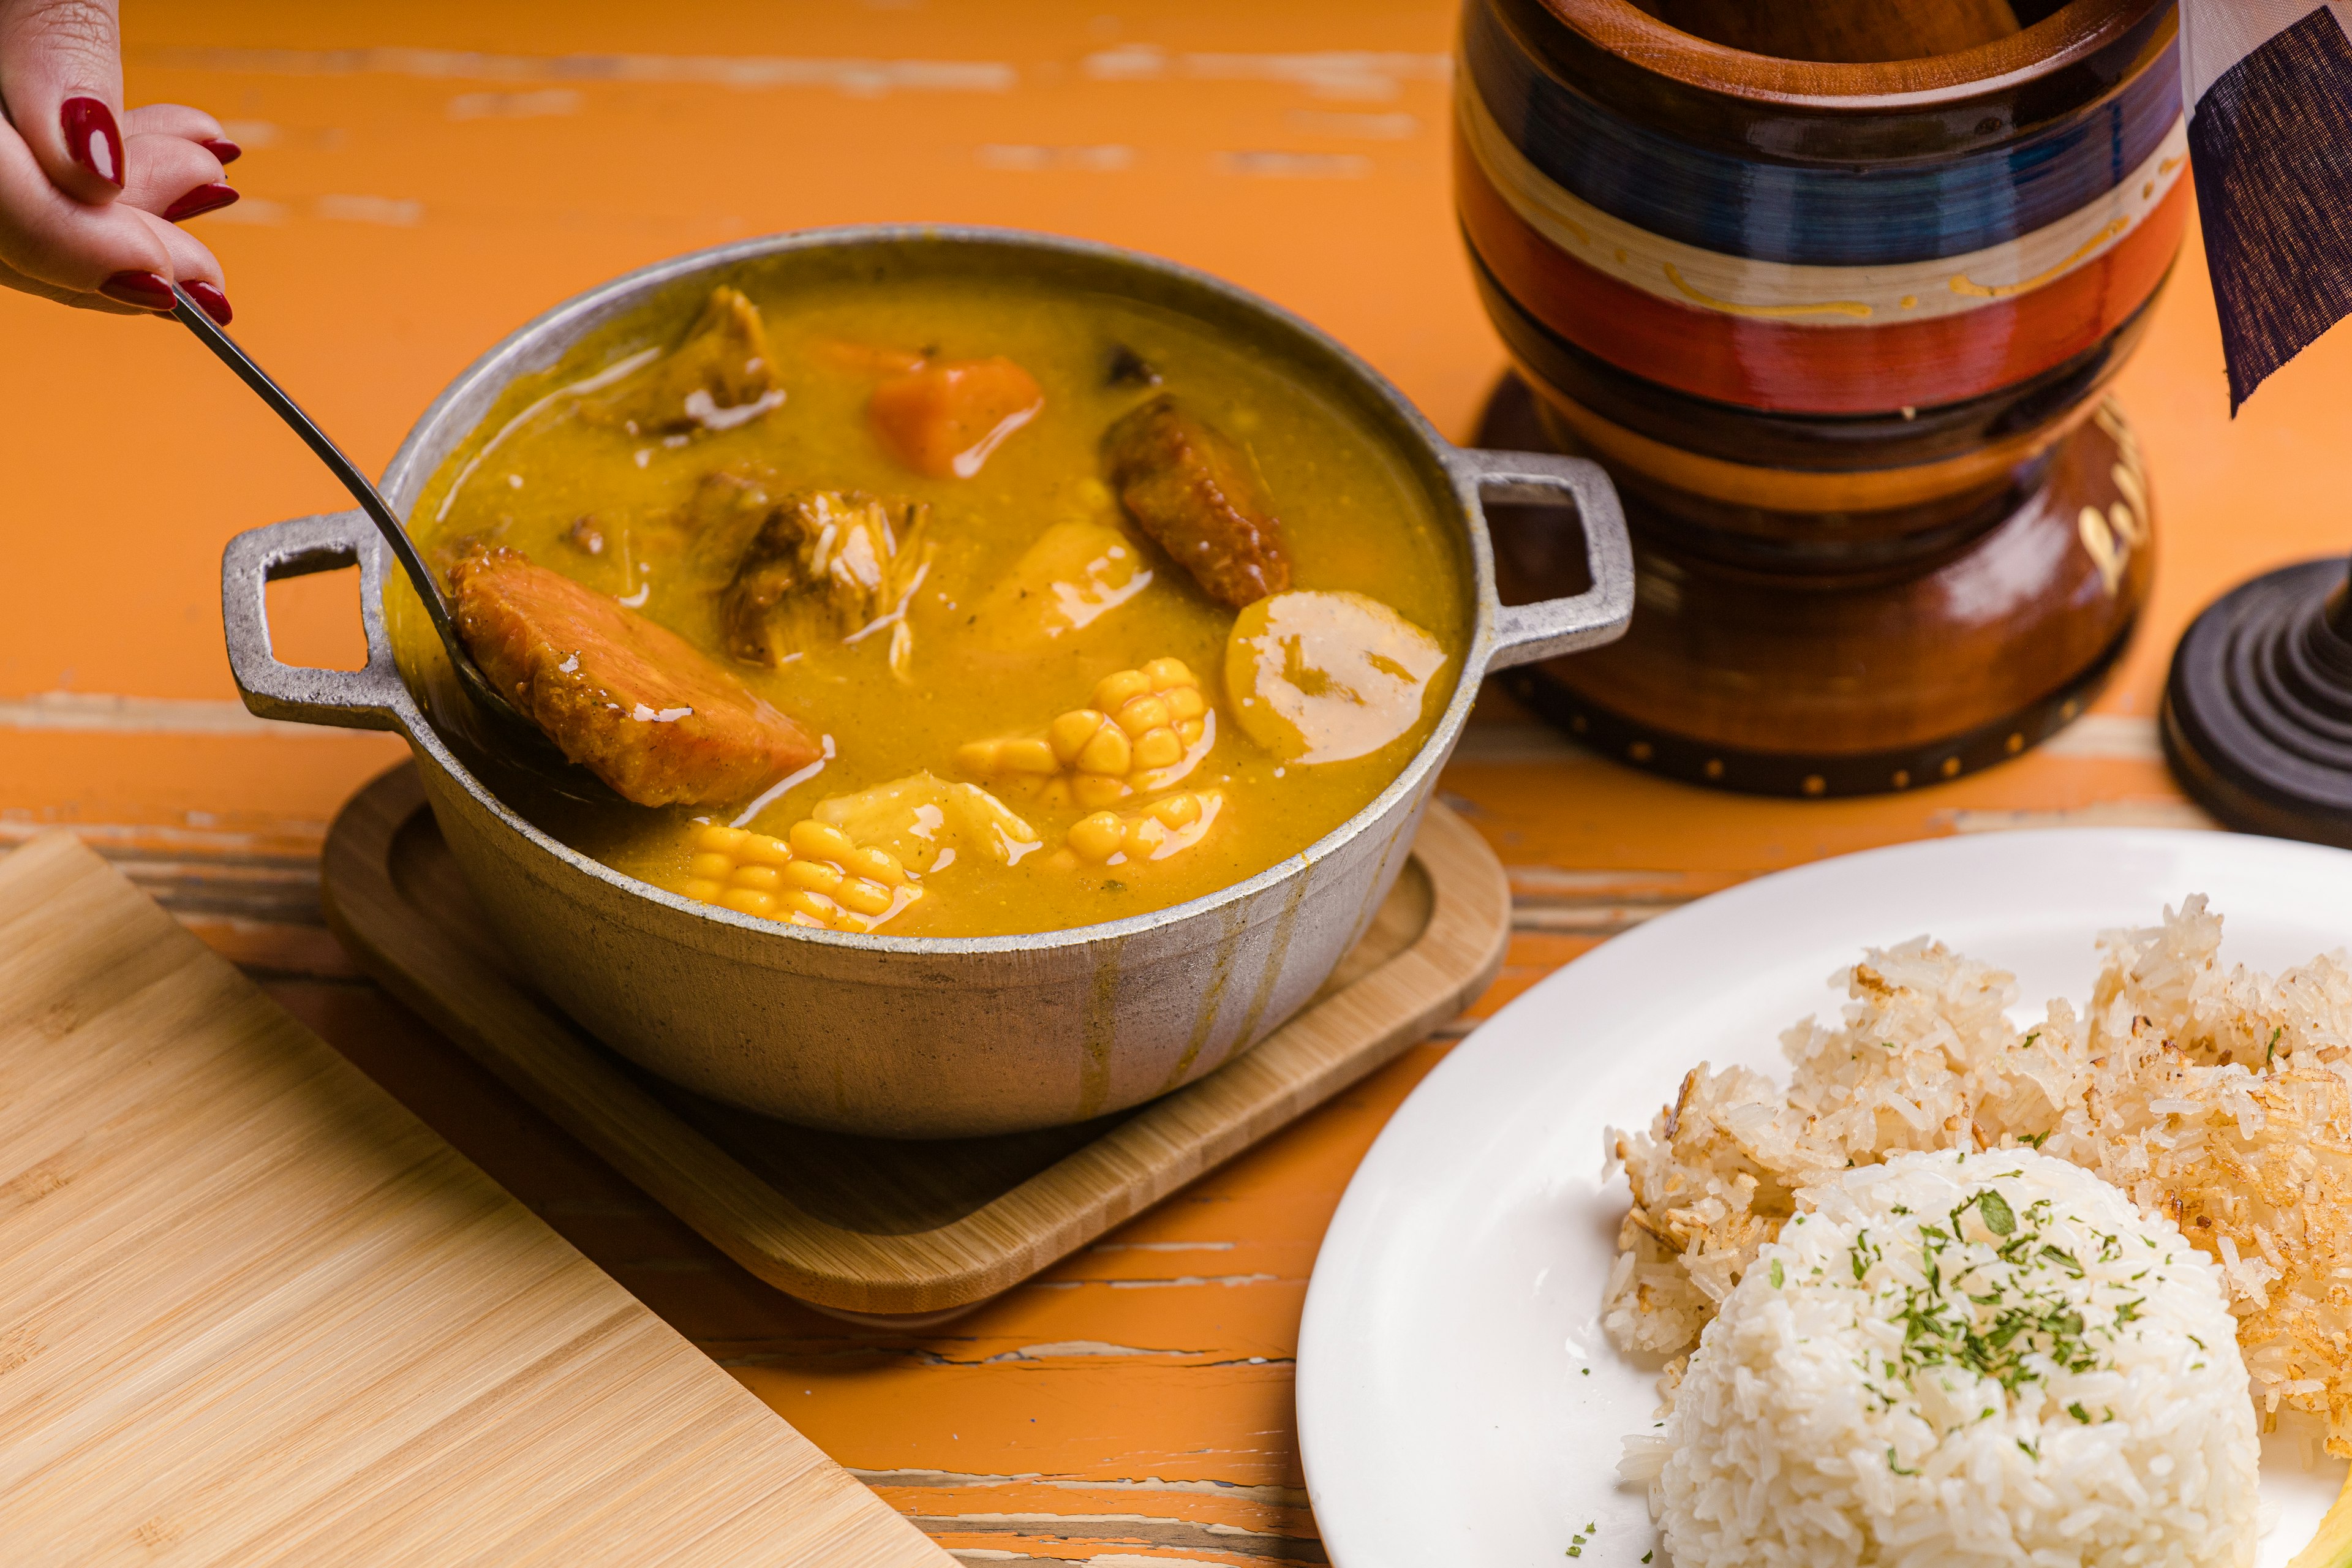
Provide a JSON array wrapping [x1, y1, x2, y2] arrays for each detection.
[[868, 357, 1044, 479], [450, 546, 821, 807], [1101, 395, 1289, 608]]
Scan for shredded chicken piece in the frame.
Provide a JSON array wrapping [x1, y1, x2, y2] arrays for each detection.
[[717, 490, 935, 677]]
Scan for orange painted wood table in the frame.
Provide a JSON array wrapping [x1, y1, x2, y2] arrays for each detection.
[[3, 2, 2344, 1562]]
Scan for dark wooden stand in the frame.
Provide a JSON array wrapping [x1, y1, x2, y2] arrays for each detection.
[[2163, 559, 2352, 846], [1475, 374, 2146, 796]]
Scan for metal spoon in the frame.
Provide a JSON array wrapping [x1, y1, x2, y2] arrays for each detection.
[[169, 283, 594, 784]]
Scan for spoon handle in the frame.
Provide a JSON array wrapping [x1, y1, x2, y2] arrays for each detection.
[[168, 284, 464, 652]]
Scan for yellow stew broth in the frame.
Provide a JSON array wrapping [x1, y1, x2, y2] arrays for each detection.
[[405, 273, 1466, 937]]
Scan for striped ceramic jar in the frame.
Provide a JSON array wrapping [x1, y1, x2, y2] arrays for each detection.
[[1458, 0, 2179, 794]]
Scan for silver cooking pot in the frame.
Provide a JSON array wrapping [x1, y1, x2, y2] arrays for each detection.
[[221, 227, 1630, 1139]]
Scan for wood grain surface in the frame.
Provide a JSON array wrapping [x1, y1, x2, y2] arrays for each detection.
[[1644, 0, 2019, 65], [0, 832, 949, 1567], [1532, 0, 2154, 103], [0, 1, 2338, 1561], [318, 767, 1509, 1316]]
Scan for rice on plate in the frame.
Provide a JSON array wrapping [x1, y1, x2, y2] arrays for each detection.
[[1602, 897, 2352, 1567], [1623, 1148, 2255, 1567]]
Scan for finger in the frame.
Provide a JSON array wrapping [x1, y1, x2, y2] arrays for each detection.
[[136, 204, 229, 322], [0, 115, 171, 296], [123, 102, 238, 164], [0, 249, 146, 311], [0, 0, 127, 202], [123, 102, 224, 143], [121, 130, 231, 221]]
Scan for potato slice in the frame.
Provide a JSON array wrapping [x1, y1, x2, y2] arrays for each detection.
[[1224, 590, 1447, 764]]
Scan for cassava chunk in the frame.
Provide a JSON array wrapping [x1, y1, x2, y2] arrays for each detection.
[[717, 491, 933, 673], [583, 286, 783, 436], [1101, 394, 1288, 608], [965, 521, 1153, 651], [449, 546, 820, 807], [869, 357, 1043, 478]]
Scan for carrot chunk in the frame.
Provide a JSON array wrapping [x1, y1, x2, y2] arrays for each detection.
[[868, 357, 1044, 479]]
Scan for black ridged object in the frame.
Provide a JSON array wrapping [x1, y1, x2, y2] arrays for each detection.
[[2162, 557, 2352, 846]]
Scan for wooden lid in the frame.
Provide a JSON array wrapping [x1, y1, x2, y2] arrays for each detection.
[[1523, 0, 2169, 107]]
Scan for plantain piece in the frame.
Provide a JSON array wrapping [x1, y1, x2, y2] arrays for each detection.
[[1225, 590, 1447, 765], [582, 286, 783, 437], [717, 490, 935, 674], [1101, 394, 1289, 608]]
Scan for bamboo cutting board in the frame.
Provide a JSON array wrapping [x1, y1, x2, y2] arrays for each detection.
[[0, 831, 951, 1567], [322, 765, 1511, 1320]]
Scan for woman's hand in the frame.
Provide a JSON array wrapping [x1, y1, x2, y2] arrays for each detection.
[[0, 0, 238, 322]]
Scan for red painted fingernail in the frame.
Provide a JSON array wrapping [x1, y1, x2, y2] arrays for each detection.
[[183, 281, 233, 326], [61, 97, 123, 187], [163, 183, 240, 222], [200, 138, 241, 165], [99, 270, 174, 311]]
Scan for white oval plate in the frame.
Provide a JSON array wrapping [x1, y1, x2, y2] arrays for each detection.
[[1298, 828, 2352, 1568]]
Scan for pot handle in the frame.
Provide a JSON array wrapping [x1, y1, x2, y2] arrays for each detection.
[[1455, 447, 1635, 671], [220, 511, 412, 733]]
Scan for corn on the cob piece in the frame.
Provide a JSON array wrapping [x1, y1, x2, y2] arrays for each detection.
[[681, 820, 920, 932], [955, 657, 1213, 810], [1056, 790, 1221, 869]]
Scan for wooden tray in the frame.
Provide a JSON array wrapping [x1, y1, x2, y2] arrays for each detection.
[[321, 765, 1510, 1321], [0, 831, 949, 1567]]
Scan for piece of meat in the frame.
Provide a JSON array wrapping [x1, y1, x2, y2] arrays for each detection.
[[1106, 344, 1161, 388], [1101, 395, 1289, 608], [674, 464, 783, 589], [718, 491, 933, 673], [448, 546, 821, 808], [868, 357, 1043, 479], [562, 516, 606, 557], [582, 286, 783, 437]]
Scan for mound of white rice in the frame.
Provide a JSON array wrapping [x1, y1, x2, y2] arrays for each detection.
[[1622, 1149, 2256, 1568]]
